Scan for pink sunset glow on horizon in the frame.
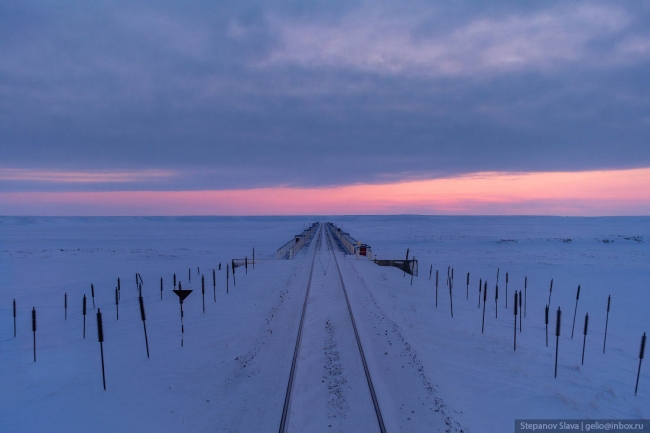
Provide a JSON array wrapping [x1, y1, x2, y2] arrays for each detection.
[[1, 167, 649, 216]]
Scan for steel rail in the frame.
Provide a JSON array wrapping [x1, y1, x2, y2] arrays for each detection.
[[325, 224, 387, 433], [278, 224, 322, 433]]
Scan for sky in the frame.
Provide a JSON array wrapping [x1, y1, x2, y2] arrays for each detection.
[[1, 0, 649, 215]]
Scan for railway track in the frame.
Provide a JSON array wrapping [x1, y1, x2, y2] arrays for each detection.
[[279, 223, 386, 433], [278, 225, 322, 432]]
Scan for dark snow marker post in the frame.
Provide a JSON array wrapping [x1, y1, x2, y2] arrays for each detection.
[[173, 273, 177, 288], [115, 288, 119, 320], [429, 265, 432, 280], [404, 249, 409, 277], [435, 270, 439, 307], [172, 283, 193, 347], [96, 309, 106, 390], [505, 272, 509, 309], [545, 305, 549, 347], [519, 290, 522, 332], [635, 333, 646, 396], [481, 282, 488, 333], [64, 292, 67, 320], [495, 284, 499, 318], [32, 308, 36, 362], [555, 307, 561, 378], [226, 264, 229, 294], [201, 275, 205, 313], [514, 292, 518, 351], [581, 313, 589, 365], [83, 295, 87, 338], [548, 279, 553, 306], [138, 294, 149, 358], [117, 278, 121, 301], [13, 299, 16, 337], [91, 284, 95, 309], [160, 277, 163, 300], [571, 285, 581, 339], [212, 269, 216, 302], [478, 278, 482, 308], [603, 295, 611, 353], [466, 272, 470, 300], [524, 277, 528, 318], [449, 276, 453, 318]]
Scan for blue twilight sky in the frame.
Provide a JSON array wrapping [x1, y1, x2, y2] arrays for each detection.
[[1, 0, 649, 194]]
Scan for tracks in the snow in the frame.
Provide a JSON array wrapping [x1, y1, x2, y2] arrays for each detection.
[[278, 225, 322, 433], [278, 224, 386, 433]]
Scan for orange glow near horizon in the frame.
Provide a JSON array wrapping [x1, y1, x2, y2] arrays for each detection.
[[1, 168, 650, 216]]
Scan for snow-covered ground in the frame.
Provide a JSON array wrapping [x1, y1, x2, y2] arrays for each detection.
[[1, 216, 648, 432]]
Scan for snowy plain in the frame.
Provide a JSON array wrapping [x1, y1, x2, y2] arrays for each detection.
[[0, 216, 648, 432]]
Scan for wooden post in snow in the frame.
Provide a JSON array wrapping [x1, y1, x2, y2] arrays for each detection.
[[32, 308, 36, 362], [449, 275, 453, 318], [603, 295, 611, 353], [96, 309, 106, 390], [519, 290, 522, 332], [571, 285, 581, 339], [481, 282, 488, 333], [554, 307, 561, 378], [139, 294, 150, 358], [514, 291, 518, 351], [83, 295, 87, 338], [545, 305, 549, 347], [635, 333, 646, 396], [435, 270, 438, 307], [581, 313, 589, 365], [505, 272, 509, 309], [524, 277, 527, 318]]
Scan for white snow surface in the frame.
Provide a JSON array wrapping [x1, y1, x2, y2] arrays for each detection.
[[0, 215, 649, 432]]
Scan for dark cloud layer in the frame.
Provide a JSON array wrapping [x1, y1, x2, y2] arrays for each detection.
[[1, 0, 649, 192]]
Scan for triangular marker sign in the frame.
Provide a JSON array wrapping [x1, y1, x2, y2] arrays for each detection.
[[173, 289, 193, 303]]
